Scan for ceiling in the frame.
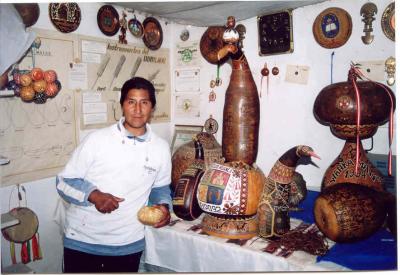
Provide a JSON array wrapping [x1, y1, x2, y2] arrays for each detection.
[[113, 1, 326, 26]]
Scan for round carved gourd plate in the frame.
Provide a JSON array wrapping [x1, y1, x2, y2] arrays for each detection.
[[2, 207, 39, 243], [312, 7, 352, 49], [128, 17, 144, 38], [49, 3, 81, 33], [381, 2, 395, 41], [97, 5, 120, 36], [200, 26, 226, 64], [142, 17, 163, 50]]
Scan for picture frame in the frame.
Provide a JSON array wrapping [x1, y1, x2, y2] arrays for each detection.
[[258, 10, 294, 56], [171, 124, 203, 153]]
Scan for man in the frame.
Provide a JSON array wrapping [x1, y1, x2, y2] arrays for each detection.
[[56, 77, 172, 273]]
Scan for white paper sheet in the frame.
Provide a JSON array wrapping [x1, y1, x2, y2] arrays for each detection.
[[82, 102, 107, 114], [68, 63, 88, 90], [174, 68, 200, 93], [83, 113, 108, 125], [81, 40, 107, 54], [82, 92, 102, 103], [285, 65, 310, 85], [82, 52, 101, 64]]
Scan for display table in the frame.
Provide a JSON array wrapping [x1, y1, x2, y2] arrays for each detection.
[[144, 190, 397, 272]]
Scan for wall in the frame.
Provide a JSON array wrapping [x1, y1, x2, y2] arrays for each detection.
[[1, 0, 396, 273], [173, 0, 395, 190]]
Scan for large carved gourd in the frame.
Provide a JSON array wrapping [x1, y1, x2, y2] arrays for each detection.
[[200, 16, 259, 166], [197, 16, 262, 239], [314, 183, 388, 242], [197, 161, 265, 239], [313, 66, 395, 191], [223, 56, 260, 165]]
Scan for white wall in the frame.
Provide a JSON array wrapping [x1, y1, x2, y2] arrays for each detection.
[[1, 0, 396, 273]]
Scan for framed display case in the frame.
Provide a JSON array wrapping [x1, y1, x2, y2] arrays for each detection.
[[257, 10, 294, 56]]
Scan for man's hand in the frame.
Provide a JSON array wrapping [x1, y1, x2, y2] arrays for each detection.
[[88, 190, 124, 214], [152, 204, 170, 228]]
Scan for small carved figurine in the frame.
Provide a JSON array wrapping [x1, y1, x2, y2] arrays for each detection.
[[119, 11, 128, 44]]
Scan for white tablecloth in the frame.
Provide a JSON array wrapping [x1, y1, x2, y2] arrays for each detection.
[[144, 214, 346, 272]]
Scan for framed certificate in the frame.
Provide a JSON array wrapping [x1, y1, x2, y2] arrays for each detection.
[[171, 125, 203, 153]]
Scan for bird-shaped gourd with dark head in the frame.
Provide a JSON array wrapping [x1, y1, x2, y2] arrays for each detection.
[[257, 145, 320, 238]]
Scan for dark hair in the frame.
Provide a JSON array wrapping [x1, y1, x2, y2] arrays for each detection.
[[120, 77, 156, 107]]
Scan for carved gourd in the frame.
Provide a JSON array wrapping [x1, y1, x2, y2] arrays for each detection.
[[173, 139, 205, 221], [137, 206, 164, 226], [257, 145, 320, 238], [314, 66, 395, 191], [200, 16, 259, 166], [314, 183, 388, 242], [197, 161, 265, 239], [171, 132, 224, 192], [197, 161, 264, 216]]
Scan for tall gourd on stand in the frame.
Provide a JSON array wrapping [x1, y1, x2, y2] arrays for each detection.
[[197, 16, 264, 239]]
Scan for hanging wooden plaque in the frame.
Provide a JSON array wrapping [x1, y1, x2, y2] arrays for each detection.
[[312, 7, 352, 49]]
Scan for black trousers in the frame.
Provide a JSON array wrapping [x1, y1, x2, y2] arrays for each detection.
[[63, 247, 143, 273]]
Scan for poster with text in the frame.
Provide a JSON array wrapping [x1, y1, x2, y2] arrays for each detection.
[[78, 36, 171, 128]]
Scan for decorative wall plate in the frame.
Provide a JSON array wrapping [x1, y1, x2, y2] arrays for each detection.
[[128, 16, 143, 38], [258, 10, 294, 56], [142, 17, 163, 50], [49, 3, 81, 33], [97, 5, 120, 36], [180, 29, 190, 41], [313, 7, 352, 49], [200, 26, 226, 64], [381, 2, 395, 41]]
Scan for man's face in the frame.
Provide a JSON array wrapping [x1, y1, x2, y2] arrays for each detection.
[[122, 88, 154, 136]]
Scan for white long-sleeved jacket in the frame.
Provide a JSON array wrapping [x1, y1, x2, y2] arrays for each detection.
[[57, 119, 171, 247]]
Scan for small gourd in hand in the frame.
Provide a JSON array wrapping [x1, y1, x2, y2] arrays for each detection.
[[137, 206, 164, 226]]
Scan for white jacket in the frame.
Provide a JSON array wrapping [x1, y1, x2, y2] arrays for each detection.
[[58, 121, 171, 246]]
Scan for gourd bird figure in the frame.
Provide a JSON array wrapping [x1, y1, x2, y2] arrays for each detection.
[[257, 145, 320, 238]]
